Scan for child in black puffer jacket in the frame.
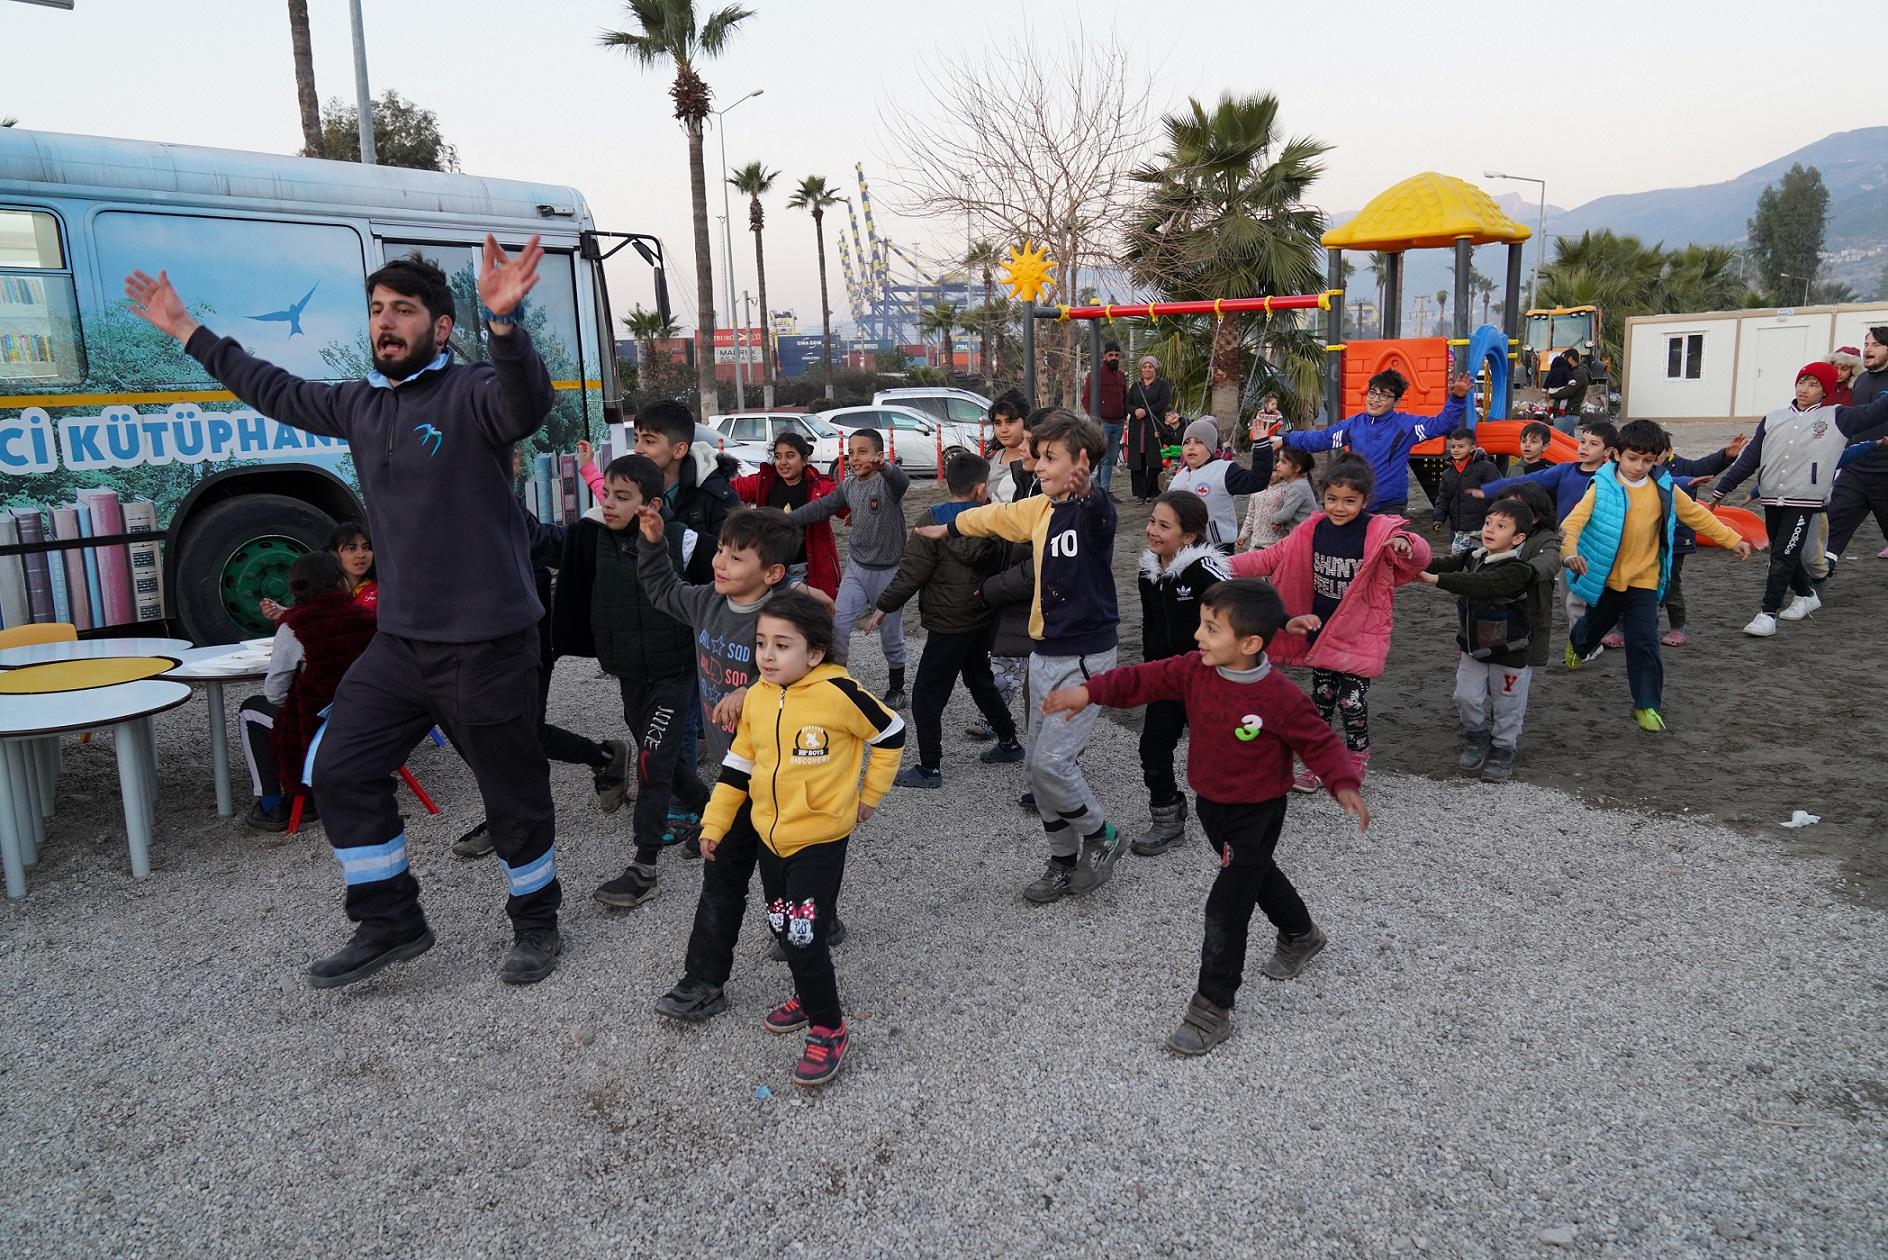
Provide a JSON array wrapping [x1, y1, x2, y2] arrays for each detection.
[[1131, 490, 1231, 855]]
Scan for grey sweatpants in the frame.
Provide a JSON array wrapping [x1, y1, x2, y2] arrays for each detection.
[[835, 563, 906, 670], [1453, 655, 1531, 750], [1026, 647, 1118, 855]]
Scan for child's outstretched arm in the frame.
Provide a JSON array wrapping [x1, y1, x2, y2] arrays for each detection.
[[1675, 488, 1754, 558], [1058, 655, 1189, 717], [698, 708, 761, 860], [1228, 531, 1292, 579], [864, 535, 936, 632], [1383, 524, 1432, 580], [922, 496, 1043, 544], [791, 483, 850, 525], [1559, 486, 1596, 575], [635, 503, 714, 625], [1221, 442, 1276, 495], [1272, 684, 1368, 830], [576, 438, 605, 500], [1708, 420, 1766, 502]]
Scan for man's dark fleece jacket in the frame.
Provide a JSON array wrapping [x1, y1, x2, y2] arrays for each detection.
[[185, 325, 551, 643]]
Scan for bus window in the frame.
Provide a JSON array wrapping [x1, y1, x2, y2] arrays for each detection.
[[380, 240, 589, 450], [0, 208, 85, 388], [91, 211, 368, 386]]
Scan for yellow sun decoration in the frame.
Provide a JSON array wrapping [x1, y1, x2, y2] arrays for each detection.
[[999, 241, 1057, 304]]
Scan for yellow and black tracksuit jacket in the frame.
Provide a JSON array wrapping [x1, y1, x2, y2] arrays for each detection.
[[700, 662, 905, 858]]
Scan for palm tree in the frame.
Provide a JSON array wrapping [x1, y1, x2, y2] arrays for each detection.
[[1123, 92, 1329, 433], [623, 302, 680, 362], [600, 0, 755, 413], [1434, 288, 1450, 336], [286, 1, 323, 157], [918, 301, 960, 376], [1365, 252, 1388, 335], [728, 160, 779, 406], [1470, 266, 1496, 324], [965, 240, 1003, 388], [786, 174, 843, 398]]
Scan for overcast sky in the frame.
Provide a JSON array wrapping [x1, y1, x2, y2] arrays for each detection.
[[5, 0, 1875, 335]]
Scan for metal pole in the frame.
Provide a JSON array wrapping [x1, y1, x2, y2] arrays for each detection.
[[347, 0, 376, 165], [1453, 238, 1472, 346], [1534, 184, 1546, 310], [717, 122, 745, 409], [1324, 251, 1344, 426], [1503, 242, 1524, 412], [1022, 307, 1038, 408], [1383, 253, 1402, 338]]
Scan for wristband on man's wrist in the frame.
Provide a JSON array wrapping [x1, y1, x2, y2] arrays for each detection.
[[483, 302, 524, 326]]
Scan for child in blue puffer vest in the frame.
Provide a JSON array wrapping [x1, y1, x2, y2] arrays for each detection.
[[1559, 420, 1753, 733]]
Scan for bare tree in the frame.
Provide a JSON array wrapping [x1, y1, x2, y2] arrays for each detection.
[[878, 22, 1155, 406]]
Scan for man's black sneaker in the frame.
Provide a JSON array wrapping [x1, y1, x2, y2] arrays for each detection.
[[451, 819, 493, 859], [769, 914, 848, 961], [244, 801, 289, 833], [501, 928, 562, 985], [1018, 791, 1036, 810], [979, 738, 1025, 764], [594, 862, 658, 908], [653, 977, 729, 1023], [307, 925, 435, 990]]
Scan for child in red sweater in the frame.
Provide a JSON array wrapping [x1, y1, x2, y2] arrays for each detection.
[[1043, 578, 1367, 1057]]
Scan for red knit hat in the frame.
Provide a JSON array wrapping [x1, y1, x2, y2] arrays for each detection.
[[1797, 361, 1837, 396]]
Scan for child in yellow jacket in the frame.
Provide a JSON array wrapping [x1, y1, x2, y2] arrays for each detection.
[[698, 589, 905, 1088]]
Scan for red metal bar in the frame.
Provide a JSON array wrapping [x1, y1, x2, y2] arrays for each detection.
[[1048, 293, 1331, 321], [398, 765, 441, 816]]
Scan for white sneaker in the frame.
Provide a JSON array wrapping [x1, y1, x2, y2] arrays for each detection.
[[1777, 592, 1820, 621], [1743, 612, 1778, 637]]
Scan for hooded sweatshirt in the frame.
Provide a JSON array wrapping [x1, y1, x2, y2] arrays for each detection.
[[184, 324, 551, 642], [1713, 392, 1888, 506], [667, 441, 744, 584], [1138, 542, 1231, 661]]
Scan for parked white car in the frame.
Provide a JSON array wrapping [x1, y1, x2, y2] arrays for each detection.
[[871, 386, 995, 429], [819, 404, 990, 479], [707, 411, 846, 475]]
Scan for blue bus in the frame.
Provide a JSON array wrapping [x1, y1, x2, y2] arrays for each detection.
[[0, 127, 667, 644]]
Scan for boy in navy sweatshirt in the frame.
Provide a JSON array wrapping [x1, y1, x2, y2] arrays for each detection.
[[916, 408, 1123, 902], [1043, 578, 1366, 1056]]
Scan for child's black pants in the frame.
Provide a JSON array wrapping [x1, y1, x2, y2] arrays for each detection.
[[1196, 795, 1311, 1009], [758, 836, 850, 1029], [911, 625, 1015, 768]]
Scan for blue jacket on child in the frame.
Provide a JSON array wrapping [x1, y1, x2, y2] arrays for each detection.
[[1284, 393, 1467, 509], [1483, 460, 1600, 523], [1568, 464, 1677, 605]]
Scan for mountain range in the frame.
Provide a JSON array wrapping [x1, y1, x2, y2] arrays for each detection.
[[1341, 127, 1888, 323]]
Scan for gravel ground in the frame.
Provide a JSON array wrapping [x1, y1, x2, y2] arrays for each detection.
[[3, 636, 1886, 1256], [6, 431, 1886, 1256]]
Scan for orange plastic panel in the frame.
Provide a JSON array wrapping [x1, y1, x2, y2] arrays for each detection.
[[1698, 505, 1768, 550]]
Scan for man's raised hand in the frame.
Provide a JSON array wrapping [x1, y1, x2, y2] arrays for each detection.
[[123, 270, 199, 342], [479, 233, 542, 322]]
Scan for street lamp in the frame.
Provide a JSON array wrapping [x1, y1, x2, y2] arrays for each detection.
[[1485, 170, 1547, 311], [1779, 272, 1814, 306], [714, 88, 764, 409]]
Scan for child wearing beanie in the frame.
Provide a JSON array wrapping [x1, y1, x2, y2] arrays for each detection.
[[1711, 360, 1888, 636], [1167, 416, 1276, 553]]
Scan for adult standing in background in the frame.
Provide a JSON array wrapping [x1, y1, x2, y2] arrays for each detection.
[[1825, 327, 1888, 575], [125, 239, 566, 990], [1124, 355, 1175, 504], [1081, 341, 1129, 496]]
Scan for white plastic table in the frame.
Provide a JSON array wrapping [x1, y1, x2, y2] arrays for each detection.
[[166, 644, 273, 817], [0, 679, 191, 898], [0, 636, 193, 668]]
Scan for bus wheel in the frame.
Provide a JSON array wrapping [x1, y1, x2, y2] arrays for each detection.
[[175, 494, 337, 644]]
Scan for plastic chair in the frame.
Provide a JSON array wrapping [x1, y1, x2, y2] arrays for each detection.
[[285, 764, 440, 835], [0, 622, 77, 650]]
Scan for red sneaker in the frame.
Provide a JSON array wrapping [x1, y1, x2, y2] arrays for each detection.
[[763, 996, 808, 1034], [793, 1022, 849, 1088]]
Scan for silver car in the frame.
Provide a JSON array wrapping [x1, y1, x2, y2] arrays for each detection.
[[819, 404, 994, 479]]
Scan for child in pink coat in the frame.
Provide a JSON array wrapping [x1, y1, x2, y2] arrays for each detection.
[[1228, 456, 1430, 789]]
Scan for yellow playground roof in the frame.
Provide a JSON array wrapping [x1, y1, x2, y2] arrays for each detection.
[[1322, 172, 1532, 251]]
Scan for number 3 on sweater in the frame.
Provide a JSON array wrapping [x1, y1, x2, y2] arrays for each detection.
[[1047, 528, 1079, 558]]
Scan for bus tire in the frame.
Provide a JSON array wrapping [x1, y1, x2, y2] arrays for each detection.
[[174, 494, 338, 644]]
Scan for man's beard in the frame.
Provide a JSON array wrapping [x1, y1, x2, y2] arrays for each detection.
[[373, 332, 443, 381]]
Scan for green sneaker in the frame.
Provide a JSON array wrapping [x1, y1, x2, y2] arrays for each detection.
[[1633, 707, 1666, 732], [1564, 643, 1582, 670]]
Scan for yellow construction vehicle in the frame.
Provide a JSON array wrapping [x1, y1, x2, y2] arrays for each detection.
[[1520, 305, 1605, 386]]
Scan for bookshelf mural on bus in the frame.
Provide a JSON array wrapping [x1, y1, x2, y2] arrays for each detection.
[[0, 212, 600, 631]]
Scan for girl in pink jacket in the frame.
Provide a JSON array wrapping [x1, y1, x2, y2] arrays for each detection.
[[1228, 456, 1430, 789]]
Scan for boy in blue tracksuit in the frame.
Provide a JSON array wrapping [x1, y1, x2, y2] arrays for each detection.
[[917, 408, 1122, 903], [1270, 369, 1470, 514]]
